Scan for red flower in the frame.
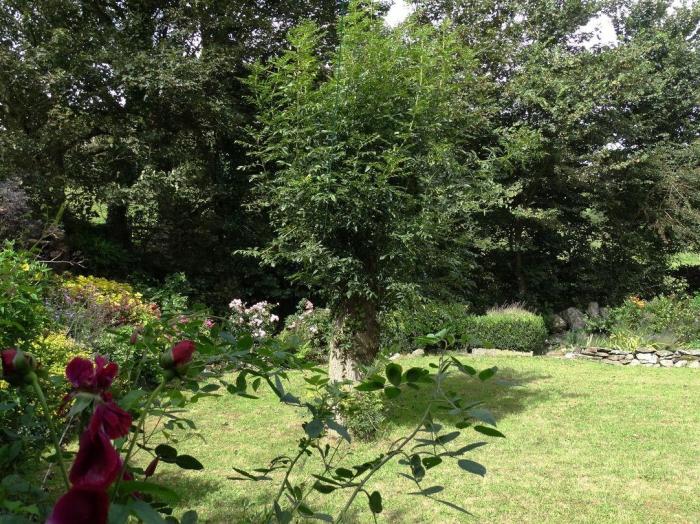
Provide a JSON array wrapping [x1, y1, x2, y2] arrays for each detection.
[[65, 356, 118, 392], [89, 401, 132, 440], [172, 340, 196, 366], [69, 428, 121, 490], [46, 488, 109, 524], [1, 348, 37, 386], [160, 340, 196, 377]]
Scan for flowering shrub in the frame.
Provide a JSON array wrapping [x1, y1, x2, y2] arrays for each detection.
[[279, 298, 333, 361], [54, 275, 160, 346], [0, 246, 52, 347], [227, 298, 279, 339]]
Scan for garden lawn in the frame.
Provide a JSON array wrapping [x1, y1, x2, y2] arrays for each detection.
[[151, 356, 700, 523]]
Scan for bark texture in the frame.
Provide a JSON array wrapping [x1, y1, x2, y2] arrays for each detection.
[[328, 299, 380, 383]]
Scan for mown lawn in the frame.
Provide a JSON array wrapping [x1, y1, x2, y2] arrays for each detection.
[[149, 356, 700, 523]]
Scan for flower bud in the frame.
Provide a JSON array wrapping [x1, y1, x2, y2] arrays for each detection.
[[1, 348, 38, 386], [144, 457, 159, 478], [160, 340, 196, 379]]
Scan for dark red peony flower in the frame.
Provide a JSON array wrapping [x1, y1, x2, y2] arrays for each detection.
[[89, 401, 132, 440], [65, 357, 94, 389], [46, 487, 109, 524], [94, 355, 118, 390], [1, 348, 37, 386], [171, 340, 196, 366], [65, 355, 118, 392], [69, 428, 121, 489], [160, 340, 196, 377]]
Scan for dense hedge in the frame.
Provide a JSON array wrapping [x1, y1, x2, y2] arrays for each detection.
[[460, 312, 548, 353]]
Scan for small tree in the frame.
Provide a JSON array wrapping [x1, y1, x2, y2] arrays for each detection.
[[245, 2, 493, 381]]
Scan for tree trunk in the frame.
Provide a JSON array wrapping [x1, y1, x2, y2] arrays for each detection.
[[328, 299, 380, 383]]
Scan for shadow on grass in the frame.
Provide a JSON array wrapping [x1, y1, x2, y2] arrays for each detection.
[[384, 366, 561, 428]]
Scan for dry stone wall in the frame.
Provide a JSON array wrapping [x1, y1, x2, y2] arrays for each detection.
[[565, 347, 700, 368]]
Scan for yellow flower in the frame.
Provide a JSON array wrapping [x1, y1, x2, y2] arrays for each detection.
[[21, 262, 30, 271]]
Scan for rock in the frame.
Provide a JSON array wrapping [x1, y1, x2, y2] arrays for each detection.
[[550, 314, 568, 333], [674, 360, 688, 368], [389, 353, 402, 361], [656, 350, 673, 357], [635, 347, 655, 353], [679, 349, 700, 357], [564, 352, 577, 359], [599, 307, 610, 319], [689, 360, 700, 369], [628, 359, 641, 366], [560, 307, 586, 331], [659, 359, 674, 367], [410, 348, 425, 357], [636, 352, 658, 364], [471, 348, 533, 357], [586, 301, 601, 318], [623, 353, 635, 360], [594, 347, 611, 353], [603, 359, 623, 365], [607, 355, 625, 361]]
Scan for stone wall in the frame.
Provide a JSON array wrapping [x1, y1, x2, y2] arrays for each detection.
[[565, 347, 700, 368]]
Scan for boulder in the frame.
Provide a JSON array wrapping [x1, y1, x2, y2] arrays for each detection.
[[674, 360, 688, 368], [659, 359, 674, 368], [560, 307, 586, 331], [410, 348, 425, 357], [550, 314, 568, 333], [389, 353, 402, 361], [636, 352, 658, 364], [586, 302, 601, 318], [689, 360, 700, 369], [656, 350, 673, 358]]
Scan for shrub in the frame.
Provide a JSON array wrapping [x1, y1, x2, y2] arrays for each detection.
[[460, 311, 548, 353], [228, 298, 279, 340], [337, 390, 386, 442], [30, 331, 89, 377], [279, 299, 332, 362], [381, 300, 468, 353], [55, 274, 160, 344], [0, 246, 52, 347]]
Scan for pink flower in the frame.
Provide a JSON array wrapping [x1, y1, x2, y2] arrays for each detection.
[[89, 401, 132, 440], [69, 428, 121, 490], [46, 488, 109, 524], [203, 319, 215, 329]]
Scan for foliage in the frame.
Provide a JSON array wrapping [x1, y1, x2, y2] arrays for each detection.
[[30, 331, 89, 377], [590, 294, 700, 348], [460, 311, 548, 353], [337, 390, 386, 441], [0, 246, 52, 347], [279, 299, 333, 362], [245, 1, 498, 377], [381, 300, 469, 353]]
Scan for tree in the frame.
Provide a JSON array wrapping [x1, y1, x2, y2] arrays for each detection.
[[245, 2, 495, 380]]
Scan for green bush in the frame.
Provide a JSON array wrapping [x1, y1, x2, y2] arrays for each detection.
[[459, 311, 548, 353], [279, 299, 333, 362], [338, 391, 386, 442], [381, 300, 468, 353], [0, 245, 52, 347]]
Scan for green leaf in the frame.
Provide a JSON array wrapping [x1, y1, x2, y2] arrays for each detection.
[[457, 459, 486, 477], [478, 367, 497, 381], [385, 363, 402, 387], [435, 431, 460, 445], [384, 386, 401, 399], [422, 456, 442, 469], [108, 503, 130, 524], [127, 499, 166, 524], [368, 491, 383, 514], [237, 334, 254, 351], [355, 380, 385, 392], [409, 485, 444, 496], [404, 367, 424, 382], [180, 510, 198, 524], [155, 444, 178, 461], [474, 425, 506, 438], [468, 408, 497, 426], [304, 418, 324, 439], [118, 481, 180, 505], [175, 455, 204, 470], [313, 481, 336, 494]]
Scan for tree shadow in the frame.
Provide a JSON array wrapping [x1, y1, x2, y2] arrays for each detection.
[[384, 365, 560, 429]]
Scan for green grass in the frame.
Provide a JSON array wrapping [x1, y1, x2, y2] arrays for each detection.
[[148, 356, 700, 523], [669, 251, 700, 269]]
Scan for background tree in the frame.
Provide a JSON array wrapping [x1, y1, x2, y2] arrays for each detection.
[[245, 2, 496, 380]]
